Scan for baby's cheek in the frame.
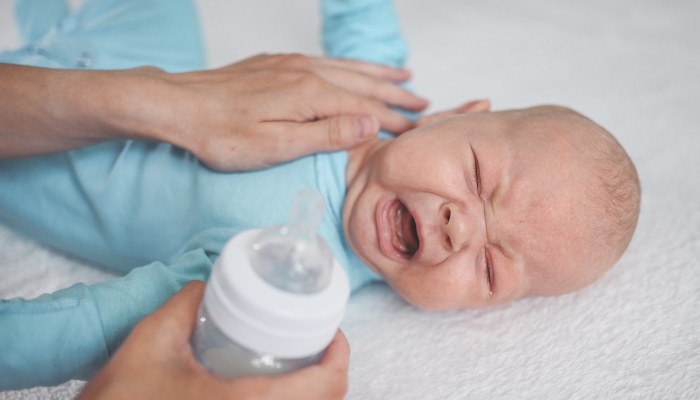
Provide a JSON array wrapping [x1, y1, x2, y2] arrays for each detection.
[[391, 263, 460, 310]]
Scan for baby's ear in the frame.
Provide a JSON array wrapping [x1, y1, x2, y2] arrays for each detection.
[[416, 99, 491, 127]]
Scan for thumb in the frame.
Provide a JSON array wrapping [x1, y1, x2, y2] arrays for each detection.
[[291, 114, 380, 155], [130, 280, 206, 348]]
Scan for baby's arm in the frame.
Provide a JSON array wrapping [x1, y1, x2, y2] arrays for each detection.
[[321, 0, 421, 127], [322, 0, 408, 68], [0, 249, 211, 390]]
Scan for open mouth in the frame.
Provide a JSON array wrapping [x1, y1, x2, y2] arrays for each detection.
[[388, 200, 419, 258]]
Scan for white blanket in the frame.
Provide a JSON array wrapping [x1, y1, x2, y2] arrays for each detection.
[[1, 0, 698, 398]]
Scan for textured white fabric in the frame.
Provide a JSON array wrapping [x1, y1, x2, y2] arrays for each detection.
[[1, 0, 698, 398]]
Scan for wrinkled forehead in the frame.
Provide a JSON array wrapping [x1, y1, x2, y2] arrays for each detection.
[[504, 107, 584, 147], [437, 107, 607, 297], [505, 181, 596, 297], [498, 109, 604, 296], [440, 106, 584, 148]]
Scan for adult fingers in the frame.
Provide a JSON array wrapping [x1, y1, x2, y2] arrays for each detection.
[[244, 53, 412, 82], [315, 66, 428, 112], [319, 57, 412, 82], [279, 330, 350, 400], [95, 280, 207, 389], [132, 281, 206, 347], [204, 330, 351, 400], [320, 90, 416, 134], [265, 114, 379, 163], [318, 330, 351, 374], [147, 281, 205, 328], [293, 81, 416, 134], [239, 54, 427, 111]]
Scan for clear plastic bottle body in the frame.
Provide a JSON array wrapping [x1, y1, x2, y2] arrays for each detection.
[[189, 190, 348, 378], [191, 303, 323, 379]]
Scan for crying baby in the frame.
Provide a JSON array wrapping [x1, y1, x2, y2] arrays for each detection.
[[342, 100, 640, 310]]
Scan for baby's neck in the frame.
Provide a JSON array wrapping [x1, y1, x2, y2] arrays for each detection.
[[345, 139, 387, 189]]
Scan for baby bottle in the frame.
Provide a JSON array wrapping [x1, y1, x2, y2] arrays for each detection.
[[191, 189, 350, 378]]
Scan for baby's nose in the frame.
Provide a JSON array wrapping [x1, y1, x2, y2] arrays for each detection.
[[440, 203, 482, 252]]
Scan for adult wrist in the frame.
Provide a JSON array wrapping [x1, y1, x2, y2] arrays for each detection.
[[93, 67, 175, 144], [108, 67, 207, 154]]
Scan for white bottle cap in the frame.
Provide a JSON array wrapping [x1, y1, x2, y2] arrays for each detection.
[[204, 229, 350, 359]]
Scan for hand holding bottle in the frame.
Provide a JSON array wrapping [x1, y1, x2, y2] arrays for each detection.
[[78, 281, 350, 400], [192, 189, 350, 377]]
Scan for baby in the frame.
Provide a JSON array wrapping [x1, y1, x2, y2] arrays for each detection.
[[344, 101, 640, 310], [0, 0, 639, 391]]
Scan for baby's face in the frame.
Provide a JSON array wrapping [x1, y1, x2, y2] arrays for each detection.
[[343, 106, 610, 310]]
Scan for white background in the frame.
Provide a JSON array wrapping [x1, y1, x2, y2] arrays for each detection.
[[1, 0, 699, 398]]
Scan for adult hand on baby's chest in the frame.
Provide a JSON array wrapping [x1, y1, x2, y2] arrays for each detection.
[[153, 54, 427, 171]]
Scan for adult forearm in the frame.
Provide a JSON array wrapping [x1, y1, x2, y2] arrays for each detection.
[[0, 63, 160, 159], [0, 55, 427, 170]]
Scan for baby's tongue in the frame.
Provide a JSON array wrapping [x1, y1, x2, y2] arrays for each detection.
[[393, 201, 419, 256]]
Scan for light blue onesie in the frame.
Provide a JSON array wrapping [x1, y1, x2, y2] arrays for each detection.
[[0, 0, 408, 390]]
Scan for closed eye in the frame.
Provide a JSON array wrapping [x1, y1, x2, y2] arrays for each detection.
[[484, 249, 493, 294], [472, 145, 491, 295], [471, 145, 481, 195]]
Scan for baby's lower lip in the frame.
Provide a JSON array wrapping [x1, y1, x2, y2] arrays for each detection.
[[376, 199, 412, 262]]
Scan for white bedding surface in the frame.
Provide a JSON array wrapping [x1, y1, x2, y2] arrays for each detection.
[[1, 0, 699, 398]]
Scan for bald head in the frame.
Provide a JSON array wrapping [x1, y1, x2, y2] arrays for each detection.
[[511, 106, 641, 295]]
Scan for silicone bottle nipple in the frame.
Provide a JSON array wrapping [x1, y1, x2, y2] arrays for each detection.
[[250, 190, 333, 294]]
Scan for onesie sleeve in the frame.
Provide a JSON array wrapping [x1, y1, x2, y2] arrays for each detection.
[[321, 0, 408, 68], [0, 248, 212, 390], [4, 0, 204, 72]]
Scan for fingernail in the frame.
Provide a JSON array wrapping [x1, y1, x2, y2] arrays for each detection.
[[355, 116, 377, 139]]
